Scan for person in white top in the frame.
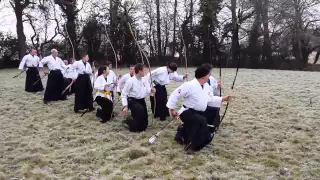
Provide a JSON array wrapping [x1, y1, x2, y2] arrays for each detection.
[[201, 63, 222, 132], [116, 65, 135, 96], [39, 49, 68, 104], [92, 61, 117, 97], [94, 66, 114, 123], [146, 62, 187, 121], [121, 63, 155, 132], [105, 61, 117, 99], [62, 59, 77, 96], [166, 66, 232, 153], [18, 48, 44, 93], [71, 53, 95, 113]]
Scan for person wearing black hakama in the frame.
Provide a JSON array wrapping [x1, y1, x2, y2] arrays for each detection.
[[94, 67, 114, 123], [72, 54, 94, 113], [39, 49, 68, 104], [121, 63, 155, 132], [18, 49, 44, 93], [146, 62, 187, 121], [167, 66, 232, 153]]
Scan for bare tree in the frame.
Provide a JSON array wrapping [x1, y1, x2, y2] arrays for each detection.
[[25, 0, 61, 57], [9, 0, 36, 60]]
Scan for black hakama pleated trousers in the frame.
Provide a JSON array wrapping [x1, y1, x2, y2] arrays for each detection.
[[74, 74, 94, 112], [150, 84, 170, 120], [25, 67, 44, 92], [203, 106, 220, 133], [44, 70, 66, 103], [95, 96, 113, 123], [175, 109, 212, 151], [124, 97, 148, 132], [63, 78, 75, 96]]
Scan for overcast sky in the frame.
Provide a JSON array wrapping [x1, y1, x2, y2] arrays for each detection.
[[0, 0, 89, 41], [1, 0, 319, 44]]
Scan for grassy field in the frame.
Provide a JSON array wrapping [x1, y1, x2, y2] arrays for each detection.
[[0, 68, 320, 180]]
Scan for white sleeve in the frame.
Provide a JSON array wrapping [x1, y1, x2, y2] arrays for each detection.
[[117, 75, 126, 92], [145, 68, 160, 84], [39, 56, 48, 68], [170, 72, 184, 82], [59, 58, 67, 69], [112, 71, 117, 82], [144, 73, 152, 85], [150, 68, 160, 77], [18, 55, 27, 70], [166, 83, 189, 109], [72, 69, 78, 79], [208, 96, 223, 108], [86, 64, 93, 75], [211, 78, 220, 96], [94, 77, 106, 90], [71, 61, 78, 70], [121, 79, 133, 107], [213, 85, 220, 96], [145, 79, 151, 94]]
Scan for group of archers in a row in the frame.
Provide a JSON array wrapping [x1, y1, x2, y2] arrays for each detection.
[[18, 48, 233, 153]]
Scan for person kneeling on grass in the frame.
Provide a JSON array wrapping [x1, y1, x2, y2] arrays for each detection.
[[166, 66, 232, 154], [121, 63, 156, 132], [94, 66, 115, 123]]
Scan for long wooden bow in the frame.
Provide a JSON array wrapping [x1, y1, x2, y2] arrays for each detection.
[[127, 23, 152, 86], [104, 25, 118, 83], [103, 25, 119, 107], [219, 47, 240, 123]]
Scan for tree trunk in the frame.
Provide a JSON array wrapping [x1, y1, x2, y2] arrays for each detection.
[[147, 1, 154, 57], [56, 0, 79, 60], [262, 0, 271, 67], [248, 0, 262, 68], [189, 0, 194, 60], [109, 0, 120, 62], [152, 29, 157, 56], [13, 1, 26, 61], [156, 0, 161, 60], [164, 21, 169, 56], [292, 0, 306, 69], [172, 0, 178, 56], [231, 0, 239, 67]]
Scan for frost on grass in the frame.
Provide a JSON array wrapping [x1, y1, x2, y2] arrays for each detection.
[[0, 68, 320, 179]]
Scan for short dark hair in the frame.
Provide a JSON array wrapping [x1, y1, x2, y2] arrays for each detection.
[[195, 66, 210, 79], [106, 61, 112, 66], [201, 63, 213, 71], [98, 66, 106, 76], [80, 53, 88, 58], [167, 62, 178, 71], [134, 63, 144, 74], [129, 64, 134, 68]]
